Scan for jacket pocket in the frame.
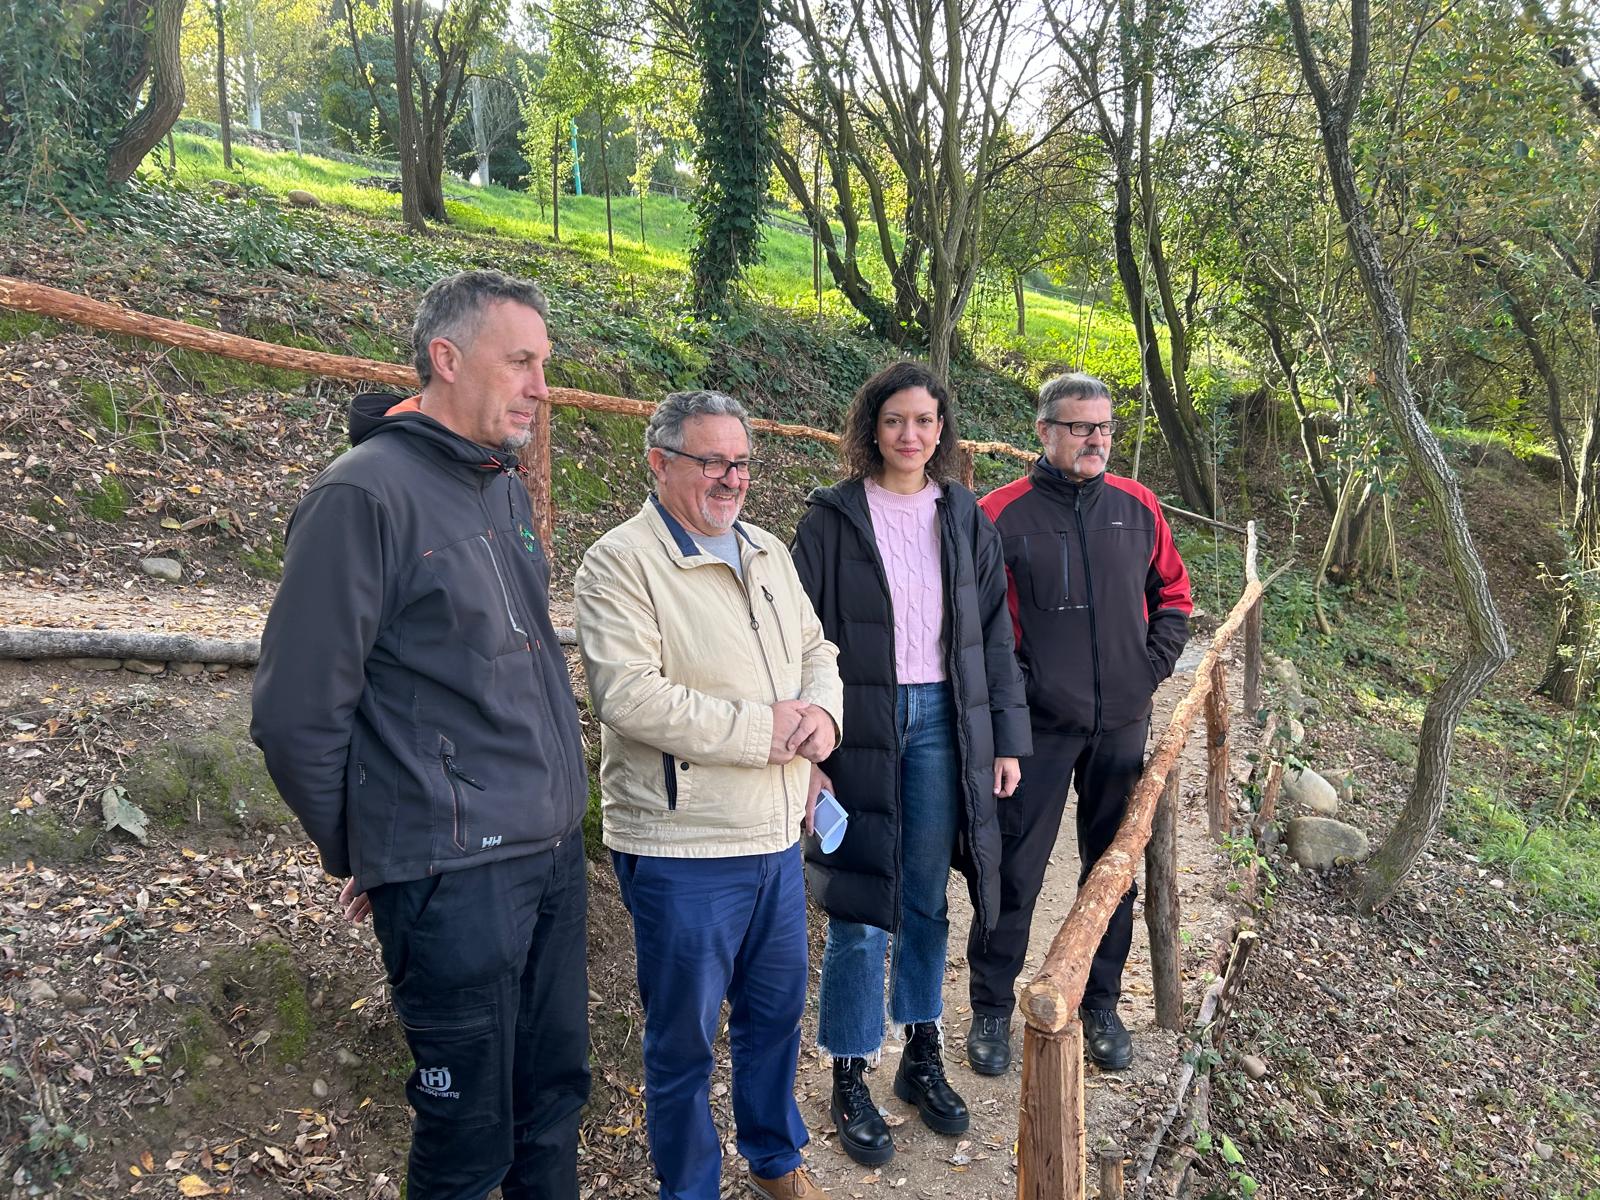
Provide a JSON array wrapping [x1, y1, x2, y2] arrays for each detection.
[[439, 734, 486, 853], [420, 533, 528, 660], [661, 751, 678, 810], [1004, 533, 1071, 612]]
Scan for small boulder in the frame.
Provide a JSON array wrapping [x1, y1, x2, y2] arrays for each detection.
[[1285, 816, 1370, 869], [1535, 1142, 1555, 1162], [1284, 766, 1339, 816], [204, 663, 231, 674], [1240, 1054, 1269, 1080], [67, 657, 124, 671], [140, 556, 183, 583], [172, 662, 205, 677], [1288, 717, 1306, 745], [123, 659, 166, 675], [285, 189, 322, 208], [208, 178, 244, 198], [24, 978, 58, 1003]]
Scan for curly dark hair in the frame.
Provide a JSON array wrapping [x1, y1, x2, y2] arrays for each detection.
[[839, 360, 962, 483]]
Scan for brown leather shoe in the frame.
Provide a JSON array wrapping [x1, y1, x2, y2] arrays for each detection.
[[747, 1164, 826, 1198]]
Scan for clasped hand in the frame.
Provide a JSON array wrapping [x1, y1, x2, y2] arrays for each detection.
[[768, 698, 837, 765]]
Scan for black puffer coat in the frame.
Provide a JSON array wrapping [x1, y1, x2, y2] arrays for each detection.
[[791, 478, 1032, 935]]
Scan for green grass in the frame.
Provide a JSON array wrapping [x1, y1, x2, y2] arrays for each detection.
[[154, 131, 1147, 378]]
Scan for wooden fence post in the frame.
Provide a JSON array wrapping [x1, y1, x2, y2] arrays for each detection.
[[531, 396, 554, 548], [1243, 597, 1263, 718], [1097, 1145, 1126, 1199], [1017, 1021, 1086, 1200], [1205, 658, 1231, 841], [1143, 769, 1183, 1031]]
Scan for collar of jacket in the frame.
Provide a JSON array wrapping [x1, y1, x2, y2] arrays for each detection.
[[806, 474, 956, 533], [645, 494, 762, 567], [1029, 454, 1105, 505], [347, 391, 524, 478]]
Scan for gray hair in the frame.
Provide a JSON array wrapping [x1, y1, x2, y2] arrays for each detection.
[[645, 390, 754, 454], [1037, 372, 1112, 422], [412, 270, 549, 386]]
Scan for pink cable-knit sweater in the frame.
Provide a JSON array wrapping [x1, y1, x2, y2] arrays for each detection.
[[865, 476, 946, 683]]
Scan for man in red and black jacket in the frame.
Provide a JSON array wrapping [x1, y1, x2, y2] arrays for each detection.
[[964, 372, 1192, 1075]]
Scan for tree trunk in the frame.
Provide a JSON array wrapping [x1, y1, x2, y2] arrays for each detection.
[[1539, 356, 1600, 706], [551, 124, 561, 241], [241, 3, 261, 129], [213, 0, 233, 170], [471, 75, 490, 184], [601, 117, 614, 258], [391, 0, 427, 233], [1014, 271, 1026, 337], [1284, 0, 1512, 913], [1111, 172, 1216, 515], [105, 0, 188, 185]]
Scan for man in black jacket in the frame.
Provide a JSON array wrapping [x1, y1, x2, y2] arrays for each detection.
[[251, 271, 590, 1200], [963, 372, 1192, 1075]]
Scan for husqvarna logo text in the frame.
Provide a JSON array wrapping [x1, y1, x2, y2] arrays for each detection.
[[418, 1067, 459, 1099]]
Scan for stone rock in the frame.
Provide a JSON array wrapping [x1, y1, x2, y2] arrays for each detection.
[[247, 1083, 264, 1097], [67, 657, 124, 671], [1285, 816, 1371, 869], [204, 663, 231, 674], [1268, 656, 1301, 691], [335, 1048, 360, 1067], [24, 978, 58, 1003], [311, 1078, 329, 1099], [172, 662, 205, 676], [202, 1054, 224, 1069], [1284, 766, 1340, 816], [208, 178, 245, 198], [1336, 772, 1356, 804], [1240, 1054, 1269, 1080], [123, 659, 166, 675], [60, 990, 90, 1009], [285, 189, 322, 208], [140, 556, 183, 582], [1288, 717, 1306, 745], [1535, 1142, 1555, 1162]]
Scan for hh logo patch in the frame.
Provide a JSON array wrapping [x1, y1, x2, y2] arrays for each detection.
[[418, 1067, 459, 1099], [481, 835, 503, 849], [519, 524, 540, 554]]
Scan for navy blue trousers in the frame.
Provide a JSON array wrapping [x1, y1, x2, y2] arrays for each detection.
[[369, 836, 590, 1200], [613, 845, 810, 1199]]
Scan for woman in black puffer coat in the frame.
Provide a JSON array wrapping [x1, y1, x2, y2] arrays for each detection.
[[791, 361, 1031, 1167]]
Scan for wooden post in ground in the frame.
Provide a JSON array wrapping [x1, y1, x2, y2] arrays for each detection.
[[1143, 769, 1183, 1031], [1097, 1146, 1126, 1199], [1017, 1021, 1086, 1200], [1205, 659, 1231, 841], [1243, 597, 1263, 718], [528, 398, 554, 548]]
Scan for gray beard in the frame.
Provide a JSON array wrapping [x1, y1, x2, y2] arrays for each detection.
[[500, 431, 532, 454]]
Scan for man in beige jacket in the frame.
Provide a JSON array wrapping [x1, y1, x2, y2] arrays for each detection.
[[575, 390, 843, 1200]]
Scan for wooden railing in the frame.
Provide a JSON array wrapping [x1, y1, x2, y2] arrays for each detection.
[[1016, 526, 1268, 1200]]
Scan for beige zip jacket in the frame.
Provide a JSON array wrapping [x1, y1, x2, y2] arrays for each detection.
[[574, 497, 845, 858]]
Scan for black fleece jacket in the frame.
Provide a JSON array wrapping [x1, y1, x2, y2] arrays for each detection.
[[251, 393, 587, 891], [981, 460, 1192, 736]]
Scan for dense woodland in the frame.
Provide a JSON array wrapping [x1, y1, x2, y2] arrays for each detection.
[[0, 0, 1597, 1197]]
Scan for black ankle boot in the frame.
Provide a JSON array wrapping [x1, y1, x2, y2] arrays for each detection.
[[831, 1056, 895, 1165], [892, 1023, 970, 1135]]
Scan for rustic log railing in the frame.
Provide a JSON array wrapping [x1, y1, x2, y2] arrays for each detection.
[[1016, 525, 1269, 1200], [0, 275, 1242, 544]]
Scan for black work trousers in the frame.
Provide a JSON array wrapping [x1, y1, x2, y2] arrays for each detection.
[[368, 835, 590, 1200], [967, 720, 1149, 1017]]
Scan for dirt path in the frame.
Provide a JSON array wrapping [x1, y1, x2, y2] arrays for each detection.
[[767, 638, 1243, 1198]]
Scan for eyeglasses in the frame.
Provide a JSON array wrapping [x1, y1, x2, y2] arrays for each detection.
[[664, 449, 763, 480], [1042, 418, 1117, 438]]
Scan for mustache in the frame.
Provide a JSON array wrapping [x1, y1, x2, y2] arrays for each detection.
[[708, 486, 741, 499]]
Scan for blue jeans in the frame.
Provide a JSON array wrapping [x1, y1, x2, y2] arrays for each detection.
[[818, 682, 961, 1058], [612, 846, 810, 1199]]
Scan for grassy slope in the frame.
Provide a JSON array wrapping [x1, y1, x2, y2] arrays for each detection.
[[159, 132, 1147, 386]]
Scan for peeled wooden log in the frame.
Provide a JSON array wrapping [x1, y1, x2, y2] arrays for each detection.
[[1021, 525, 1263, 1033], [1017, 1020, 1086, 1200], [0, 624, 576, 665]]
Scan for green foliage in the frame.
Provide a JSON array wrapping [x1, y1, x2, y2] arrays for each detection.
[[688, 0, 777, 315]]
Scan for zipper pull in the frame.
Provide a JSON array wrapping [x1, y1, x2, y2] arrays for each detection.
[[444, 754, 486, 790], [761, 585, 775, 603]]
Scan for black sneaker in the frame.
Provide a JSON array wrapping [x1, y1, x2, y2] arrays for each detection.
[[831, 1056, 894, 1165], [965, 1013, 1012, 1076], [1080, 1007, 1133, 1071]]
